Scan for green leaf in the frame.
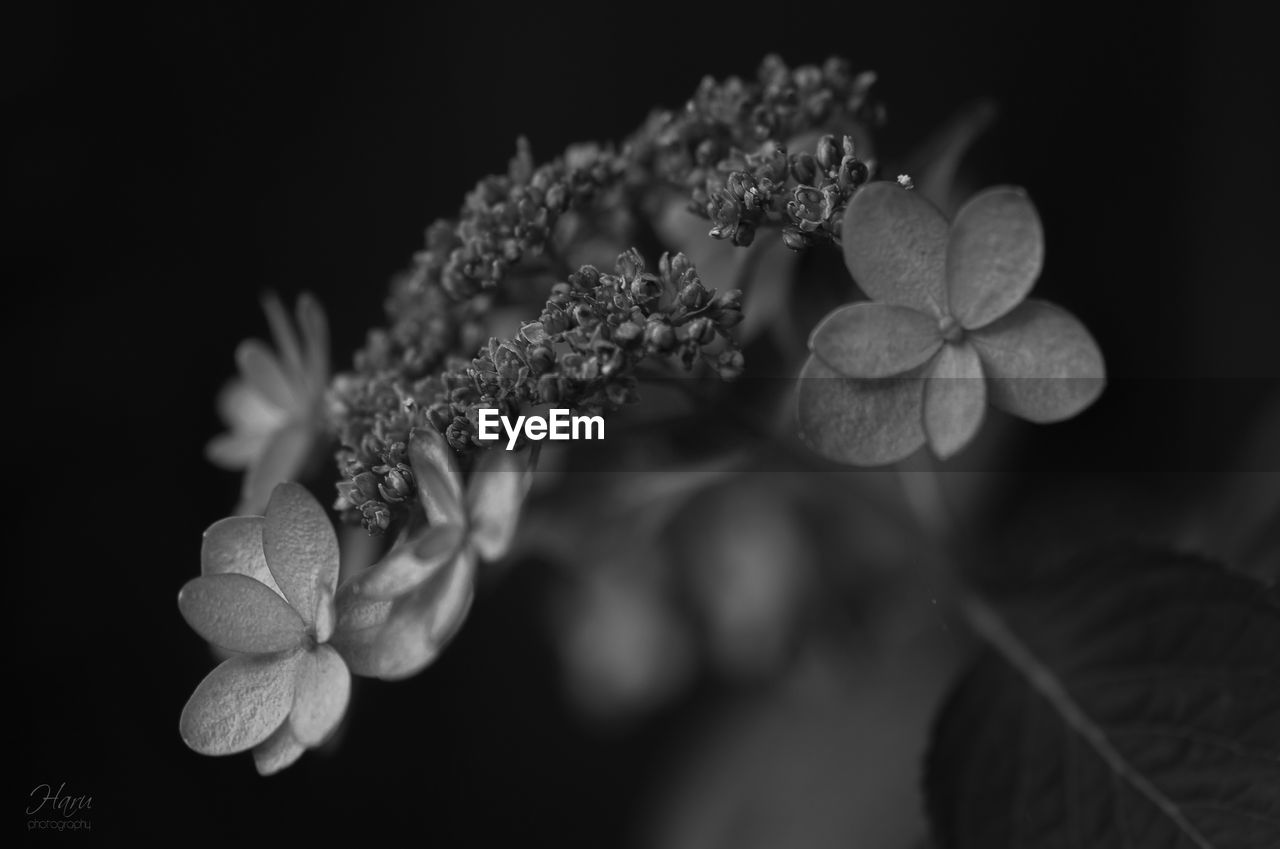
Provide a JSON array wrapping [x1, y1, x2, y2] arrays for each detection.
[[809, 302, 943, 378], [180, 652, 300, 756], [926, 549, 1280, 849], [842, 182, 949, 317], [262, 482, 340, 627], [970, 299, 1105, 423], [796, 354, 926, 466], [178, 574, 306, 654], [923, 342, 986, 459], [946, 187, 1044, 329]]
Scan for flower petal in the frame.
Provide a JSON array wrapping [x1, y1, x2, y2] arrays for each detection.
[[179, 652, 301, 755], [179, 574, 307, 653], [796, 354, 927, 466], [329, 581, 395, 678], [946, 187, 1044, 329], [970, 299, 1106, 422], [236, 340, 300, 411], [262, 292, 306, 384], [296, 292, 330, 396], [841, 182, 949, 316], [466, 446, 534, 561], [408, 427, 466, 526], [923, 342, 986, 459], [206, 430, 270, 471], [201, 516, 284, 598], [371, 548, 477, 681], [253, 722, 306, 776], [289, 645, 350, 747], [216, 380, 288, 435], [347, 523, 467, 601], [263, 482, 340, 626], [808, 302, 943, 378], [237, 423, 315, 516]]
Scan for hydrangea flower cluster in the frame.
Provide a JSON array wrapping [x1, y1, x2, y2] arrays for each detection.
[[334, 249, 742, 532], [191, 52, 1111, 778]]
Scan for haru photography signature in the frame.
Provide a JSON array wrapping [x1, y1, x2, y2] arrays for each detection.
[[27, 782, 92, 833]]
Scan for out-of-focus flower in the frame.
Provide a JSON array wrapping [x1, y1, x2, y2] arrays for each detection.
[[179, 483, 349, 775], [330, 427, 535, 680], [800, 182, 1105, 464], [207, 294, 330, 514]]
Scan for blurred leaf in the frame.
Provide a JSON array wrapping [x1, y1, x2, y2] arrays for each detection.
[[904, 99, 998, 218], [927, 549, 1280, 849]]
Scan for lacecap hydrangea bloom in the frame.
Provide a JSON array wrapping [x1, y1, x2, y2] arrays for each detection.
[[206, 294, 331, 514], [799, 182, 1105, 464]]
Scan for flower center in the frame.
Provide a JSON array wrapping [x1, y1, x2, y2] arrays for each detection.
[[938, 315, 965, 344]]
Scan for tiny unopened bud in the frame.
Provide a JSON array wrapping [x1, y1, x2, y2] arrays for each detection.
[[686, 317, 716, 345], [645, 321, 677, 352]]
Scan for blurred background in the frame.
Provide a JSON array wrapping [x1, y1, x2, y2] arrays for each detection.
[[11, 1, 1277, 845]]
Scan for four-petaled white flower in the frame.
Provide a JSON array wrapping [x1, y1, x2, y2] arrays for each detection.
[[179, 482, 349, 775], [206, 294, 330, 515], [800, 182, 1105, 464]]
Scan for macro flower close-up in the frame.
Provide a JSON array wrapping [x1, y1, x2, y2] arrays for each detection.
[[206, 293, 331, 514], [179, 482, 349, 775], [21, 7, 1278, 846], [800, 182, 1106, 464]]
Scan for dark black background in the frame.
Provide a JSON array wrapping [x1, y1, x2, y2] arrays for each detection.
[[12, 1, 1277, 845]]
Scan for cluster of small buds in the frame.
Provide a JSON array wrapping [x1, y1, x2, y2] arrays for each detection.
[[626, 55, 880, 249], [694, 133, 872, 249], [428, 249, 744, 454], [334, 440, 416, 533], [332, 250, 743, 532], [352, 140, 629, 387], [327, 55, 883, 532]]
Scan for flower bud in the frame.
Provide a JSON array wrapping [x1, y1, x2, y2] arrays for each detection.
[[782, 227, 810, 251], [631, 274, 663, 302], [716, 349, 745, 379], [791, 152, 818, 185], [678, 281, 708, 308], [613, 321, 643, 347], [816, 135, 840, 171], [686, 317, 716, 345], [645, 321, 677, 353]]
